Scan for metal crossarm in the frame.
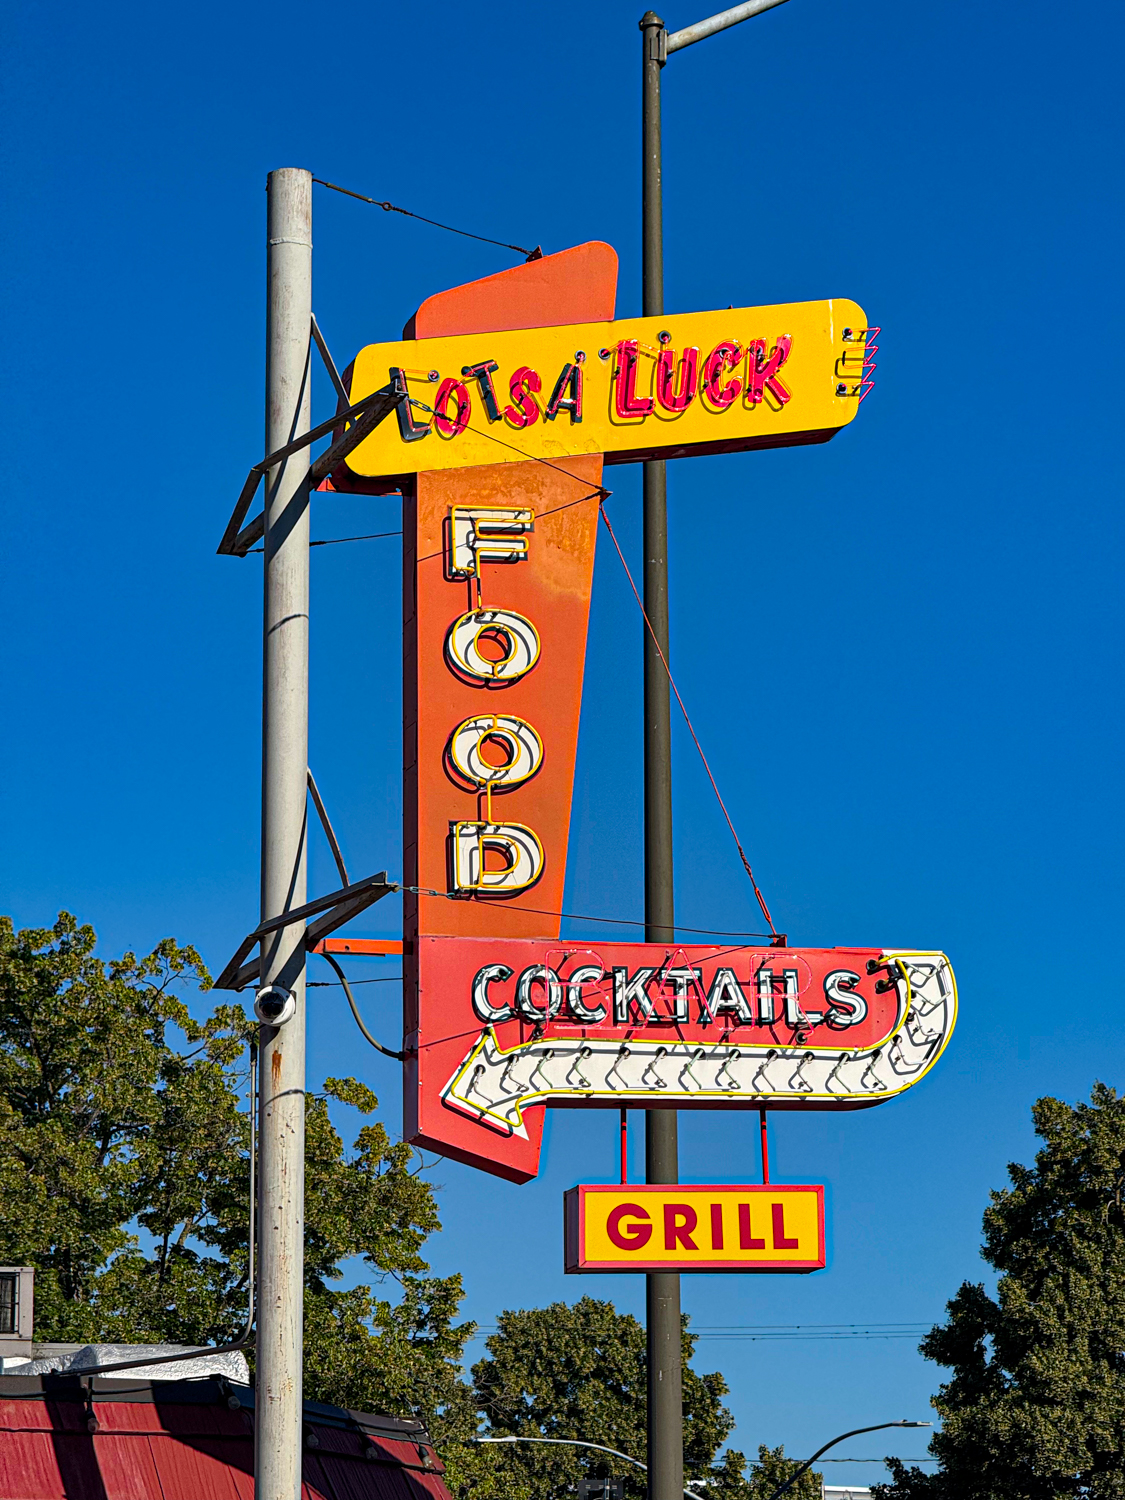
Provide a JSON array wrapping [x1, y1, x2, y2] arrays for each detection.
[[308, 385, 399, 483], [213, 872, 395, 990], [216, 384, 400, 557]]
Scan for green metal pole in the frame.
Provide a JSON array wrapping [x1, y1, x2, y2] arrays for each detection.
[[640, 16, 682, 1500]]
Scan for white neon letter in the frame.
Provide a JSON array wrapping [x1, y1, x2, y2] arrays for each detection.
[[448, 714, 543, 788], [783, 968, 823, 1027], [707, 967, 752, 1024], [566, 964, 608, 1024], [451, 822, 544, 893], [445, 608, 540, 683], [515, 966, 563, 1022], [663, 967, 703, 1023], [824, 969, 867, 1028], [471, 964, 514, 1023], [613, 967, 657, 1023], [448, 506, 534, 577]]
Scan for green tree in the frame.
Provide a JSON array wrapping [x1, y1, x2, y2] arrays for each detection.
[[875, 1084, 1125, 1500], [744, 1445, 824, 1500], [0, 913, 473, 1454], [0, 912, 821, 1500], [294, 1075, 479, 1469], [469, 1297, 820, 1500], [0, 910, 246, 1339]]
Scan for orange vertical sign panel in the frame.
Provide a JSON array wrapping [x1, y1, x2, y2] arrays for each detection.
[[402, 243, 619, 1179]]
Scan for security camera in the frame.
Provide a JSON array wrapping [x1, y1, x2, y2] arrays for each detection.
[[254, 985, 296, 1027]]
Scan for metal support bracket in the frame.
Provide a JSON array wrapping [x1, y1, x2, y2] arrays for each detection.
[[213, 872, 396, 991], [216, 380, 400, 557]]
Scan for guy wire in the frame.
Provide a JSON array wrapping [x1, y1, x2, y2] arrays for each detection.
[[597, 501, 777, 932], [312, 177, 541, 261]]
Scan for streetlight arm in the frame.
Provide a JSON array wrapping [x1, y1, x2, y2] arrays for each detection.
[[666, 0, 790, 54], [763, 1422, 932, 1500], [474, 1437, 647, 1472], [472, 1435, 701, 1498]]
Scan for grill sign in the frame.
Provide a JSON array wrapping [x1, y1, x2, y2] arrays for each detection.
[[564, 1184, 825, 1273]]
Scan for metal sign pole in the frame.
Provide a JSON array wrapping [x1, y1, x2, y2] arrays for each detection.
[[256, 166, 312, 1500], [640, 16, 684, 1500]]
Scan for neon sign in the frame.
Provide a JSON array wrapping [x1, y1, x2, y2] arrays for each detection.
[[336, 240, 953, 1184], [412, 935, 955, 1180], [564, 1184, 825, 1273], [340, 277, 868, 486]]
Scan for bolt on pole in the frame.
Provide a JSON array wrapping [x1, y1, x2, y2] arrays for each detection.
[[640, 16, 683, 1500], [256, 166, 312, 1500]]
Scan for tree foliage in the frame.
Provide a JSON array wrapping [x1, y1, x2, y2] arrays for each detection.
[[0, 913, 473, 1451], [742, 1445, 824, 1500], [469, 1297, 820, 1500], [0, 913, 813, 1500], [875, 1084, 1125, 1500], [0, 910, 246, 1340]]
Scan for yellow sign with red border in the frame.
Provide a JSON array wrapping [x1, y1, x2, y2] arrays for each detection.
[[344, 299, 868, 479], [564, 1184, 825, 1273]]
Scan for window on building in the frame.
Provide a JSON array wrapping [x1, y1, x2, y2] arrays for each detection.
[[0, 1274, 18, 1335]]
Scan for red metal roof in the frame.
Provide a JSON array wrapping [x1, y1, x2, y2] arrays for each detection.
[[0, 1375, 454, 1500]]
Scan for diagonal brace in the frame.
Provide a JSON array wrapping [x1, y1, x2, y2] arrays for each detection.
[[213, 872, 396, 990], [311, 313, 350, 405], [217, 384, 400, 557]]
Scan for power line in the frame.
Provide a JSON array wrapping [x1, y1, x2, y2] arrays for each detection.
[[398, 887, 772, 940], [247, 529, 401, 555], [696, 1326, 936, 1338], [307, 976, 402, 987], [467, 1322, 932, 1343], [685, 1333, 928, 1341], [308, 530, 401, 547]]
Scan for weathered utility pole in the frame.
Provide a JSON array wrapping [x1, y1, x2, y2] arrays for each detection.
[[257, 165, 312, 1500]]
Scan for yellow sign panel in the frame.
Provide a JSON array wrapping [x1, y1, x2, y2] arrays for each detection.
[[564, 1184, 825, 1273], [344, 300, 867, 479]]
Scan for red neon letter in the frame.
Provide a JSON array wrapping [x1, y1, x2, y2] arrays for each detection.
[[432, 378, 471, 438], [771, 1202, 799, 1250], [505, 366, 542, 428], [746, 336, 792, 406], [710, 1202, 724, 1251], [701, 342, 743, 410], [738, 1203, 765, 1250], [664, 1204, 698, 1251], [614, 340, 654, 419], [607, 1204, 652, 1250], [655, 347, 698, 413]]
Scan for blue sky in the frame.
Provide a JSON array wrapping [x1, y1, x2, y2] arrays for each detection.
[[4, 0, 1123, 1483]]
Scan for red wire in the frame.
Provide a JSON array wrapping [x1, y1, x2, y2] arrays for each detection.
[[597, 501, 776, 934]]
